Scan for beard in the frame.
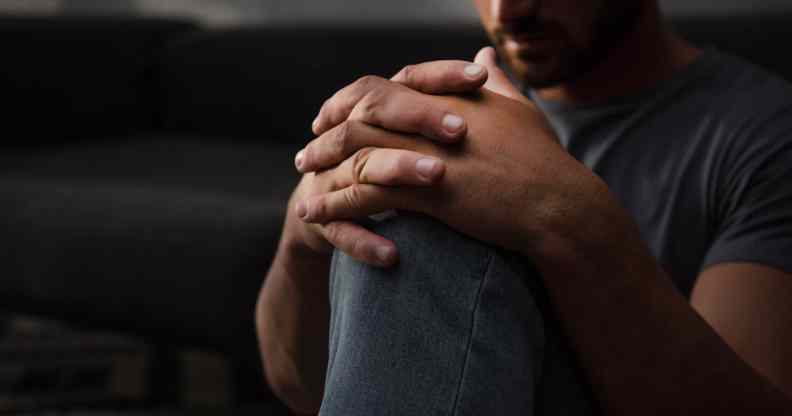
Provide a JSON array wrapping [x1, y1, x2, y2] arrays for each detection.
[[494, 1, 645, 89]]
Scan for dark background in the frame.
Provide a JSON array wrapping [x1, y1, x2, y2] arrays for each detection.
[[4, 0, 792, 25], [2, 1, 792, 415]]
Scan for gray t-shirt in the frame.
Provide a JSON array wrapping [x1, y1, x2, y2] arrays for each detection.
[[320, 50, 792, 415], [529, 49, 792, 296]]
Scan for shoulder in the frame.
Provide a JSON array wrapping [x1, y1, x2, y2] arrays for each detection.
[[696, 50, 792, 131], [688, 53, 792, 278], [684, 51, 792, 169]]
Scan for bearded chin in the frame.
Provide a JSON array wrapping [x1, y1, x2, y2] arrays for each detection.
[[506, 2, 645, 90]]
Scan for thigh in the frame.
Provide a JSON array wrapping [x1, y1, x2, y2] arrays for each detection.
[[320, 213, 594, 416]]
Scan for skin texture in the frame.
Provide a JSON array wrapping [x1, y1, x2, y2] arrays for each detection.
[[691, 264, 792, 397], [473, 0, 644, 88], [255, 61, 490, 412], [257, 0, 792, 413], [300, 70, 608, 260]]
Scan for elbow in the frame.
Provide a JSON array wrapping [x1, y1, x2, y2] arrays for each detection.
[[255, 302, 324, 414], [264, 368, 324, 414]]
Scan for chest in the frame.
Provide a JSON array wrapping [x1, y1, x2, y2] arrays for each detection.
[[564, 114, 723, 296]]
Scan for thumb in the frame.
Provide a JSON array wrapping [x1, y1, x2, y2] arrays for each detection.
[[474, 47, 529, 104]]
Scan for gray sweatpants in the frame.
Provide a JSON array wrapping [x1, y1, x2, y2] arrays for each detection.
[[319, 213, 597, 415]]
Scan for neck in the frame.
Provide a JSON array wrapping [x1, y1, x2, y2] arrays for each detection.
[[534, 5, 701, 105]]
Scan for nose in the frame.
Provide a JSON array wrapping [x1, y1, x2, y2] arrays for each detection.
[[490, 0, 539, 23]]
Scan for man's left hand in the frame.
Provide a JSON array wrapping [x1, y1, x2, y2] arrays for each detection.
[[294, 48, 627, 262]]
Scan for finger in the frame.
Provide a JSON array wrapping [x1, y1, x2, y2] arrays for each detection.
[[348, 86, 466, 143], [474, 47, 530, 104], [313, 76, 467, 143], [306, 147, 444, 196], [348, 148, 445, 186], [318, 220, 398, 267], [313, 75, 389, 136], [300, 184, 413, 225], [296, 120, 426, 173], [391, 60, 488, 94]]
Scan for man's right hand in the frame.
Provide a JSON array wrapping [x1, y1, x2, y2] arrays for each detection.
[[284, 124, 449, 267], [258, 52, 502, 414], [281, 171, 408, 267], [283, 55, 501, 267]]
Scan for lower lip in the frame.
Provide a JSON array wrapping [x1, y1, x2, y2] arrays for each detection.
[[504, 37, 558, 54]]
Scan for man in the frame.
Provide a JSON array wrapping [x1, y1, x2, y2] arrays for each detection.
[[256, 0, 792, 414]]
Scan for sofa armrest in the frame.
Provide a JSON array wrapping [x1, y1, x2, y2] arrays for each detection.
[[0, 15, 198, 147], [157, 25, 490, 142]]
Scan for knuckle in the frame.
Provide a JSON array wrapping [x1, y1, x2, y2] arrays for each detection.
[[351, 147, 375, 183], [400, 64, 416, 83], [322, 221, 343, 243], [309, 195, 327, 220], [352, 91, 381, 121], [355, 75, 383, 91], [325, 86, 353, 123], [343, 184, 364, 211], [332, 121, 352, 157], [416, 104, 436, 130]]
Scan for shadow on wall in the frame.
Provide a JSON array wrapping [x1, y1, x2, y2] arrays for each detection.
[[13, 0, 478, 26], [663, 0, 792, 16], [4, 0, 792, 26]]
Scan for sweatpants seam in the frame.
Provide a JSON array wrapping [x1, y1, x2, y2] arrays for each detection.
[[325, 251, 341, 380], [449, 251, 495, 416]]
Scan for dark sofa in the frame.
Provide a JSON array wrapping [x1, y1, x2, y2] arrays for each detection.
[[2, 12, 792, 410]]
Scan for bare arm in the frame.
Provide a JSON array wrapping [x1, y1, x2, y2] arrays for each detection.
[[256, 186, 397, 412], [257, 151, 444, 412], [256, 233, 331, 414], [255, 185, 382, 413], [530, 204, 792, 414], [294, 56, 792, 413], [692, 263, 792, 397]]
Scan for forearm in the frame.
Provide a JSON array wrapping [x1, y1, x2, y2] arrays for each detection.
[[529, 192, 792, 414], [256, 235, 330, 413]]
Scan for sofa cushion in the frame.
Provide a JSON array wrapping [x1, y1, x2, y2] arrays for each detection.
[[157, 15, 792, 143], [674, 14, 792, 82], [157, 25, 490, 142], [0, 16, 197, 146], [0, 135, 300, 352]]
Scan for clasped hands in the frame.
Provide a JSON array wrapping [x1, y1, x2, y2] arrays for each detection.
[[286, 47, 614, 267]]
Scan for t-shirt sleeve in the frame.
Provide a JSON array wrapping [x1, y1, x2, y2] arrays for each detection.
[[701, 111, 792, 275]]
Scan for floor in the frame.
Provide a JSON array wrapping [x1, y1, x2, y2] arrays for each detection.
[[0, 314, 290, 415]]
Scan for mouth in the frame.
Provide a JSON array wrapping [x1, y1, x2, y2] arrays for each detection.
[[496, 21, 563, 55], [504, 30, 549, 42], [502, 33, 559, 56]]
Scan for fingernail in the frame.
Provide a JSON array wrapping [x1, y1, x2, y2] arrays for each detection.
[[295, 150, 305, 170], [295, 201, 307, 219], [376, 245, 394, 264], [442, 114, 464, 132], [416, 157, 441, 180], [464, 64, 484, 78], [312, 117, 320, 132]]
